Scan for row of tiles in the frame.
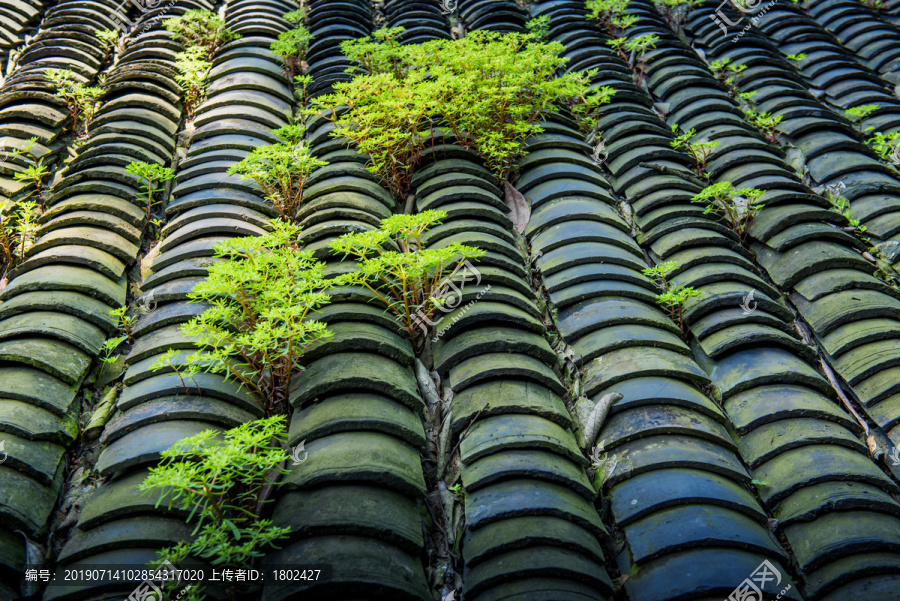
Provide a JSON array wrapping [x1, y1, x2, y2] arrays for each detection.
[[605, 0, 900, 454], [532, 0, 900, 598], [0, 0, 205, 597]]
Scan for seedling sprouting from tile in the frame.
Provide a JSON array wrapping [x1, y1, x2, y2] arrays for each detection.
[[149, 349, 201, 395], [691, 181, 765, 244], [824, 187, 868, 241], [294, 73, 313, 105], [785, 52, 806, 67], [329, 210, 486, 353], [95, 29, 119, 64], [98, 336, 127, 383], [163, 9, 240, 60], [109, 305, 139, 344], [586, 0, 636, 36], [228, 123, 327, 222], [845, 104, 877, 133], [606, 34, 659, 86], [867, 131, 900, 167], [738, 91, 782, 144], [271, 12, 313, 79], [174, 46, 211, 120], [139, 416, 292, 601], [181, 221, 335, 415], [8, 138, 51, 210], [823, 191, 898, 293], [126, 160, 175, 219], [569, 86, 616, 143], [708, 57, 746, 97], [670, 124, 719, 178], [0, 199, 39, 274], [874, 258, 900, 292], [641, 261, 701, 335], [44, 69, 104, 138]]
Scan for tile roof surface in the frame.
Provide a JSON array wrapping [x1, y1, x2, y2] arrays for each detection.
[[2, 0, 900, 599]]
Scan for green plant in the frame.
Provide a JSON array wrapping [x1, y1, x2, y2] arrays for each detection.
[[0, 199, 39, 273], [586, 0, 636, 36], [99, 336, 126, 364], [270, 20, 313, 79], [875, 257, 900, 291], [174, 46, 211, 119], [567, 85, 616, 142], [313, 68, 435, 202], [110, 305, 139, 344], [126, 161, 175, 218], [670, 125, 719, 178], [294, 74, 313, 104], [9, 138, 51, 209], [284, 9, 306, 24], [44, 68, 103, 137], [653, 0, 702, 34], [846, 104, 878, 132], [329, 210, 485, 352], [708, 57, 746, 97], [95, 29, 119, 62], [150, 349, 201, 394], [739, 93, 782, 144], [750, 111, 782, 144], [607, 34, 659, 85], [227, 124, 327, 222], [785, 52, 806, 65], [97, 335, 127, 382], [140, 416, 291, 601], [642, 261, 701, 335], [447, 482, 466, 501], [311, 28, 606, 201], [691, 182, 765, 244], [862, 0, 884, 9], [149, 217, 165, 240], [421, 31, 608, 181], [824, 188, 868, 241], [339, 27, 409, 78], [163, 9, 240, 60], [180, 220, 334, 414], [868, 130, 900, 165], [526, 15, 551, 40]]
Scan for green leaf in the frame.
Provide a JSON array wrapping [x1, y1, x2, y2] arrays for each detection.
[[223, 519, 241, 540]]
